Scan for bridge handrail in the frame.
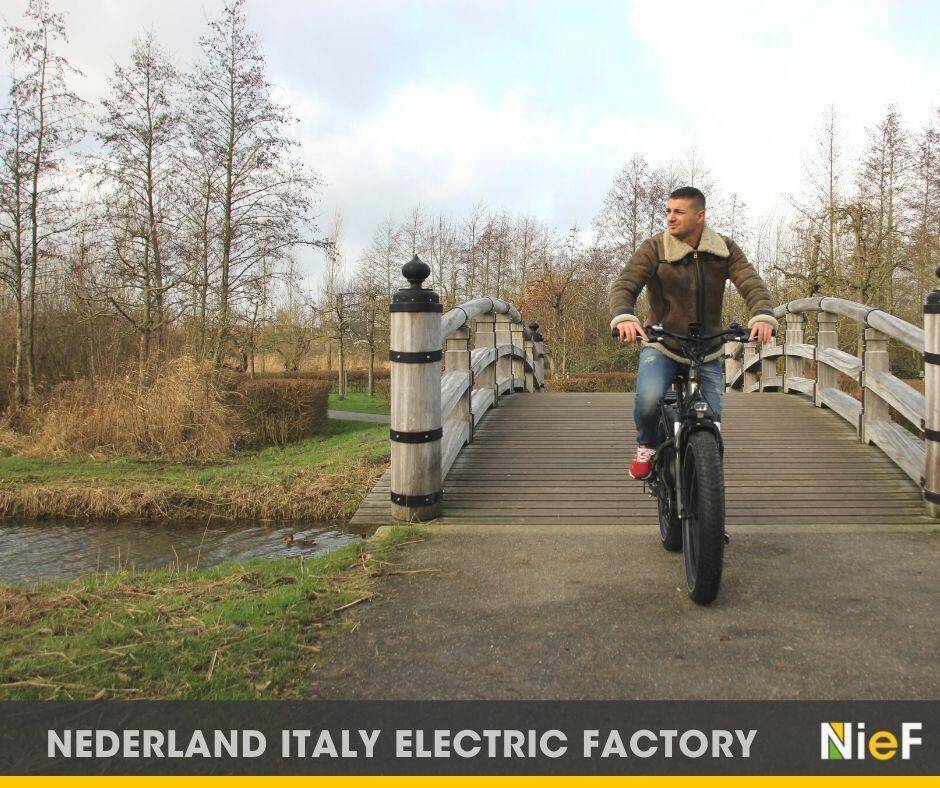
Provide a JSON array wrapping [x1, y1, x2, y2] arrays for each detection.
[[389, 257, 545, 522], [724, 292, 939, 517]]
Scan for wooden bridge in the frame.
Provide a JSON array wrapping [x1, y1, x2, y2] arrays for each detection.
[[351, 259, 940, 530]]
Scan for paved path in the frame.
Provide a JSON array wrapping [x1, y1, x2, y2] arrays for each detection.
[[328, 410, 390, 423], [309, 525, 940, 699]]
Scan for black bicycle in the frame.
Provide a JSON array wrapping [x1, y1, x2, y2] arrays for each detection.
[[613, 321, 751, 605]]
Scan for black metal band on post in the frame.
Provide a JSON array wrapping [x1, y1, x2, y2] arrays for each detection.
[[390, 427, 443, 443], [922, 487, 940, 505], [925, 304, 940, 314], [389, 301, 443, 313], [923, 427, 940, 442], [924, 351, 940, 365], [389, 349, 443, 363], [390, 490, 443, 506]]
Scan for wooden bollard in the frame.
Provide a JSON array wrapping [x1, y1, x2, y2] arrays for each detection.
[[783, 312, 804, 393], [525, 322, 538, 392], [389, 256, 442, 522], [723, 342, 742, 389], [444, 324, 473, 443], [533, 327, 545, 387], [860, 327, 889, 446], [815, 310, 838, 409], [923, 272, 940, 518]]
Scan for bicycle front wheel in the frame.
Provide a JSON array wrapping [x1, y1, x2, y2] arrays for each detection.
[[681, 430, 725, 605]]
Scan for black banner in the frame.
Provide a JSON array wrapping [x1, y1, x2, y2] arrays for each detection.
[[0, 701, 935, 775]]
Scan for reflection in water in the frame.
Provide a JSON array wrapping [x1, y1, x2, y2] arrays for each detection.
[[0, 520, 361, 586]]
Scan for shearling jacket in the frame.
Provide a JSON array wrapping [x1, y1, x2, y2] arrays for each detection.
[[608, 224, 778, 364]]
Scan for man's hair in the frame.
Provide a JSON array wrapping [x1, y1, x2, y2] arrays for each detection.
[[669, 186, 706, 211]]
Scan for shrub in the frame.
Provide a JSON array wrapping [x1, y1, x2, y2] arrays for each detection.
[[24, 358, 234, 460], [374, 377, 390, 400], [547, 372, 636, 392], [231, 378, 330, 447], [255, 369, 389, 394]]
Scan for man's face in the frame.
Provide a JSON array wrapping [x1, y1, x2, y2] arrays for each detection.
[[666, 198, 705, 238]]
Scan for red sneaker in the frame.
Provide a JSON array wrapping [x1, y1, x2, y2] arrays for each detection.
[[629, 445, 655, 480]]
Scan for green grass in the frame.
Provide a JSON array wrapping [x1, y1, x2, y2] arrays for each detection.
[[0, 526, 424, 699], [0, 419, 391, 522], [328, 391, 390, 415]]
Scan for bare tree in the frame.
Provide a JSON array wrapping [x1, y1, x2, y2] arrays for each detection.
[[189, 0, 320, 370], [0, 0, 84, 401]]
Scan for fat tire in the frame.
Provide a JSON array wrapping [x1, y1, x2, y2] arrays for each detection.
[[657, 447, 682, 552], [682, 430, 725, 605]]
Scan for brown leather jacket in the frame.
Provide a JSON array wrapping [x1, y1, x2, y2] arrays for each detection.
[[608, 224, 778, 363]]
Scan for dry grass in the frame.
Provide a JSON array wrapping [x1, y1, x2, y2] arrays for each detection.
[[0, 458, 386, 523], [22, 358, 233, 461]]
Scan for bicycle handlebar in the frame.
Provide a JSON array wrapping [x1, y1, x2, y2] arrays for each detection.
[[609, 322, 773, 344]]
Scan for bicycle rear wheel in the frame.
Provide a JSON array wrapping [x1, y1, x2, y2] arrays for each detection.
[[681, 430, 725, 604]]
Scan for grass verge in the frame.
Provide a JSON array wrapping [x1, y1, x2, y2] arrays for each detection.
[[327, 392, 390, 415], [0, 525, 425, 699], [0, 419, 389, 523]]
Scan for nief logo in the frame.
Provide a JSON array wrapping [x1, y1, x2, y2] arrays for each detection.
[[820, 722, 922, 761]]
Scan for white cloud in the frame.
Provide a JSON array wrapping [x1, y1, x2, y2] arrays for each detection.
[[627, 0, 937, 214]]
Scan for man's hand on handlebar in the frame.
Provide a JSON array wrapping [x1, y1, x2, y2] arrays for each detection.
[[749, 320, 775, 345], [616, 321, 648, 343]]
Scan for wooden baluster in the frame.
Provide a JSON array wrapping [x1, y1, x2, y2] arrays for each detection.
[[389, 256, 442, 522], [723, 341, 742, 390], [495, 312, 513, 400], [533, 326, 545, 388], [759, 331, 778, 392], [815, 310, 838, 410], [444, 325, 473, 443], [743, 340, 758, 392], [524, 322, 537, 393], [783, 312, 804, 394], [510, 319, 525, 391], [473, 312, 497, 405], [924, 277, 940, 517], [860, 327, 889, 446]]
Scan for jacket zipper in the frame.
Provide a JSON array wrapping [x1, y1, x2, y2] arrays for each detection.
[[693, 250, 704, 324]]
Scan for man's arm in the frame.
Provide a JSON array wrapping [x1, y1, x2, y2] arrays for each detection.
[[608, 238, 658, 331], [726, 238, 778, 341]]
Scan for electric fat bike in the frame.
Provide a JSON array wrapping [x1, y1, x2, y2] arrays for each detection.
[[614, 321, 752, 605]]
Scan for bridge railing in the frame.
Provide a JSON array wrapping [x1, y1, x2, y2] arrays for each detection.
[[389, 256, 545, 522], [724, 287, 940, 517]]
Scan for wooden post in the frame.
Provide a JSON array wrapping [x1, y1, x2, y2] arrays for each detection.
[[815, 310, 838, 408], [860, 327, 889, 446], [759, 332, 777, 392], [495, 312, 513, 399], [532, 326, 545, 388], [783, 312, 804, 394], [473, 311, 498, 404], [389, 256, 442, 522], [524, 322, 537, 393], [724, 342, 742, 390], [510, 319, 525, 391], [743, 340, 758, 392], [924, 275, 940, 518], [444, 324, 473, 443]]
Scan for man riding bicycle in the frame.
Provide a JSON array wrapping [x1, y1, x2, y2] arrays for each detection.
[[609, 186, 777, 480]]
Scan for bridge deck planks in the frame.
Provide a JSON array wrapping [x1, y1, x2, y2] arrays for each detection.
[[349, 392, 932, 529]]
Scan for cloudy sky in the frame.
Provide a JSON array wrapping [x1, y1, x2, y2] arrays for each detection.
[[1, 0, 937, 282]]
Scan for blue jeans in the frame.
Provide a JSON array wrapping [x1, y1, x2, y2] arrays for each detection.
[[634, 346, 725, 446]]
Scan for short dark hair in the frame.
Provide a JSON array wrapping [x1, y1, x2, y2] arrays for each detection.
[[669, 186, 706, 211]]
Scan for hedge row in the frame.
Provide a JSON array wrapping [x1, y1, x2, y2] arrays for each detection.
[[256, 369, 389, 394], [230, 378, 331, 448], [546, 372, 637, 392]]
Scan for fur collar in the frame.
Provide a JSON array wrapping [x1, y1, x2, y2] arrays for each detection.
[[662, 224, 730, 263]]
